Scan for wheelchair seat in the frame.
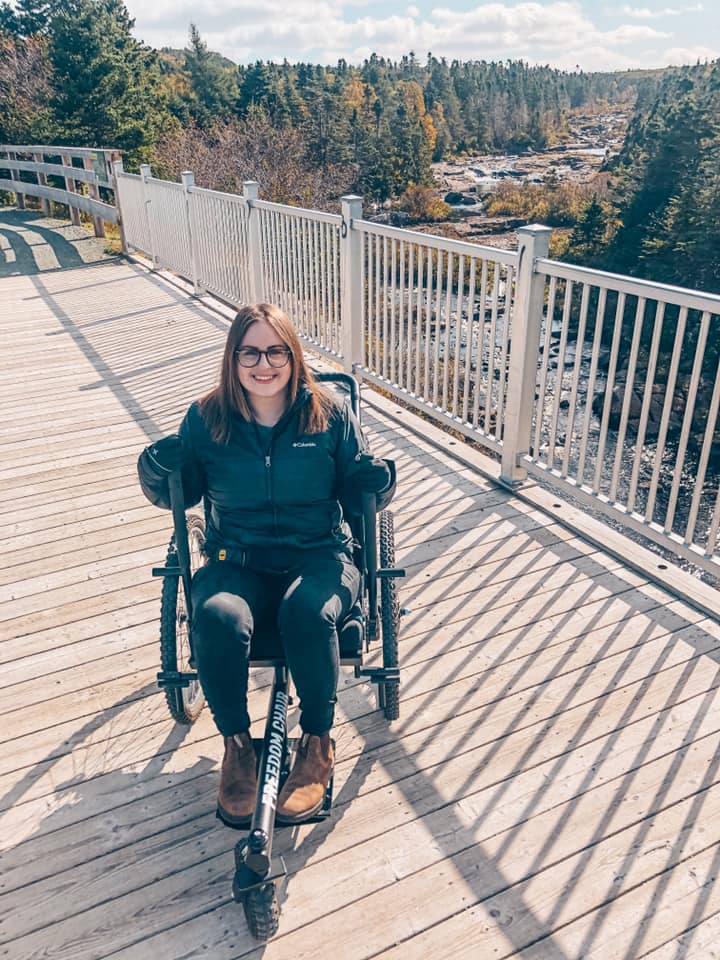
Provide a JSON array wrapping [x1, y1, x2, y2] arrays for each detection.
[[248, 600, 365, 667]]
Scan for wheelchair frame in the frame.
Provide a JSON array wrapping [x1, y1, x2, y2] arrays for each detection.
[[152, 372, 404, 940]]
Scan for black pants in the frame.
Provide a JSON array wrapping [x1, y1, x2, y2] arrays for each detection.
[[191, 551, 361, 737]]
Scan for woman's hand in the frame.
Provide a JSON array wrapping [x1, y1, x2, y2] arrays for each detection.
[[146, 434, 184, 474], [351, 453, 392, 493]]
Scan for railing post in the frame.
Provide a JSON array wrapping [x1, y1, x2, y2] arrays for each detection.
[[243, 181, 263, 304], [340, 195, 364, 375], [9, 151, 25, 210], [181, 171, 203, 295], [61, 153, 82, 226], [33, 151, 51, 216], [83, 154, 105, 238], [111, 158, 129, 254], [139, 163, 157, 268], [500, 223, 552, 487]]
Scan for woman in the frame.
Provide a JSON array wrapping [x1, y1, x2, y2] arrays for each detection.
[[138, 303, 395, 826]]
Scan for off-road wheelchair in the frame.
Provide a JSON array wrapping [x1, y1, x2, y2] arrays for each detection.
[[152, 373, 404, 940]]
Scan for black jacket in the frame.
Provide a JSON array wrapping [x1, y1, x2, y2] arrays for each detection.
[[138, 389, 395, 564]]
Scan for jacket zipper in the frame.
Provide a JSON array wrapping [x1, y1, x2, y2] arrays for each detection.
[[253, 424, 277, 536], [265, 452, 278, 536], [252, 390, 311, 540]]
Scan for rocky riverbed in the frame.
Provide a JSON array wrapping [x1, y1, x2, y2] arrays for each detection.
[[423, 107, 630, 249]]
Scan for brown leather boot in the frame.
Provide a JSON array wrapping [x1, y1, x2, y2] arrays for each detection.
[[217, 732, 257, 827], [276, 733, 334, 823]]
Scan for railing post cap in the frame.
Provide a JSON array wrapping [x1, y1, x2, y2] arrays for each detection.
[[517, 223, 553, 237], [341, 195, 363, 222], [181, 170, 195, 186], [243, 181, 260, 198]]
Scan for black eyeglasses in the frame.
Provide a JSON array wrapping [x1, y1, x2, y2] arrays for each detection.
[[235, 346, 292, 368]]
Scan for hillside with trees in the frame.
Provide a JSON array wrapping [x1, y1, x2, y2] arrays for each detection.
[[570, 60, 720, 293], [1, 0, 718, 291], [1, 1, 640, 188]]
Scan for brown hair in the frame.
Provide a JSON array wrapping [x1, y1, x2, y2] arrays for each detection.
[[199, 303, 335, 443]]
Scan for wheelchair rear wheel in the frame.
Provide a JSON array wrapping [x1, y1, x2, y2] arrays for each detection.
[[379, 510, 400, 721], [159, 514, 207, 724]]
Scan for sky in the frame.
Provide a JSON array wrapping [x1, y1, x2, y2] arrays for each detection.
[[121, 0, 718, 72]]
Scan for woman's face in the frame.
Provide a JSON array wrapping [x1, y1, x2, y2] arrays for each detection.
[[235, 320, 293, 406]]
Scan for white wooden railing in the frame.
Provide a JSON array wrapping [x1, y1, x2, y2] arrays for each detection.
[[0, 143, 120, 236], [112, 161, 720, 576], [526, 261, 720, 571]]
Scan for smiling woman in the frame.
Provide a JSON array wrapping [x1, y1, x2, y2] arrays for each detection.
[[137, 302, 395, 825]]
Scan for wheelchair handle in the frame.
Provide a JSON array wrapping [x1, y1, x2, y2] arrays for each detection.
[[315, 371, 360, 419]]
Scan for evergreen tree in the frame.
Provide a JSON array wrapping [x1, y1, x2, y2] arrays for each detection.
[[0, 0, 64, 36], [601, 62, 718, 289], [0, 3, 19, 32], [183, 23, 237, 127], [47, 0, 170, 163], [567, 195, 611, 265]]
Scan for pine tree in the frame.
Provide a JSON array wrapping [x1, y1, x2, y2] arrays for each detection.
[[568, 195, 611, 265], [0, 0, 64, 36], [183, 23, 237, 127], [47, 0, 170, 163], [603, 63, 717, 285]]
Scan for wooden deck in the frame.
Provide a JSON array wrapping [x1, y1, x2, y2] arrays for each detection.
[[3, 224, 720, 959]]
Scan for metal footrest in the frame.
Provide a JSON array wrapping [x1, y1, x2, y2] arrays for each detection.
[[157, 670, 198, 689], [354, 666, 400, 684], [152, 564, 182, 578]]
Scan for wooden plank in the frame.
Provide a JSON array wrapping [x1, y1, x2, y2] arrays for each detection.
[[0, 514, 172, 583], [0, 594, 161, 666], [641, 906, 720, 959], [0, 575, 161, 644], [0, 503, 162, 555]]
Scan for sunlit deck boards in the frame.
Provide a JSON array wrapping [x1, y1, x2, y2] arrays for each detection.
[[2, 250, 720, 960]]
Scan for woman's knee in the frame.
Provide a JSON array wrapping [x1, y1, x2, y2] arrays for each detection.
[[279, 561, 357, 630], [192, 592, 254, 648], [278, 587, 339, 638]]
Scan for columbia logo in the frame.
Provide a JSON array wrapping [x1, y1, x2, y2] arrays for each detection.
[[292, 441, 317, 448]]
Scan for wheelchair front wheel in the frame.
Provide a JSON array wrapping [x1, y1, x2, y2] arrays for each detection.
[[379, 510, 400, 721], [159, 514, 207, 724], [242, 882, 280, 940]]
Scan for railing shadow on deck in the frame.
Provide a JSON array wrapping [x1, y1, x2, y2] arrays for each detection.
[[5, 259, 720, 957], [0, 207, 104, 275]]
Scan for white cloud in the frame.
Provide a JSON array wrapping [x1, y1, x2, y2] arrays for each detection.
[[621, 4, 703, 18], [604, 24, 671, 42], [125, 0, 712, 69], [661, 44, 719, 63]]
